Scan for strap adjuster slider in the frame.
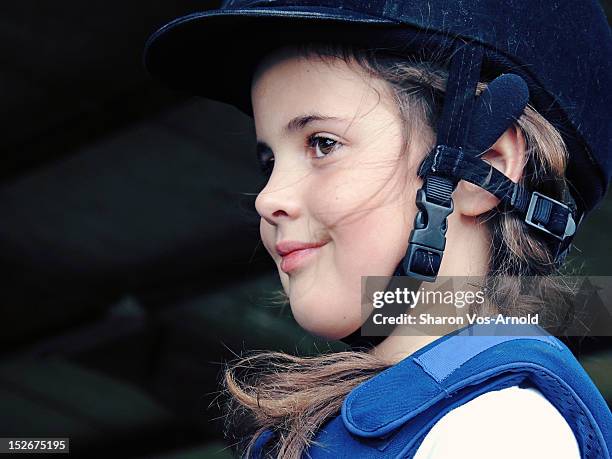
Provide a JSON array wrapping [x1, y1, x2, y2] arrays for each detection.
[[524, 191, 576, 241]]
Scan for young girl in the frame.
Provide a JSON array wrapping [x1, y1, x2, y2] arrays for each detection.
[[143, 1, 612, 457]]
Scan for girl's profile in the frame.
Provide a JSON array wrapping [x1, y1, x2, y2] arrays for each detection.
[[144, 1, 612, 458]]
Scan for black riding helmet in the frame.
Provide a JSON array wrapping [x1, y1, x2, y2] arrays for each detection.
[[143, 0, 612, 344], [144, 0, 612, 347]]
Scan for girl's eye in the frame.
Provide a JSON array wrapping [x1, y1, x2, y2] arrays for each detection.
[[259, 153, 274, 177], [307, 134, 342, 159]]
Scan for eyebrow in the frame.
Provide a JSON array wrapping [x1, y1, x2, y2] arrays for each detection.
[[285, 113, 344, 133], [256, 113, 346, 155]]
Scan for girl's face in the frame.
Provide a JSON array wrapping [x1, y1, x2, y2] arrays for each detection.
[[251, 49, 430, 340]]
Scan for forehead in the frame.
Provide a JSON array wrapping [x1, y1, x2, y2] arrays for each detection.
[[250, 47, 397, 132]]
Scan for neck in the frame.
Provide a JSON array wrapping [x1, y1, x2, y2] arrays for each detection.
[[369, 215, 490, 364], [368, 333, 441, 364]]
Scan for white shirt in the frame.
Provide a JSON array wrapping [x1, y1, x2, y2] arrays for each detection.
[[413, 385, 580, 458]]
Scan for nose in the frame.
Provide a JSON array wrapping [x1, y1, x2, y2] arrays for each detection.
[[255, 165, 303, 226]]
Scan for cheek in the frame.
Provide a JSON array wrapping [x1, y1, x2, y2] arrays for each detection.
[[311, 159, 418, 277], [288, 254, 362, 340], [289, 164, 420, 340]]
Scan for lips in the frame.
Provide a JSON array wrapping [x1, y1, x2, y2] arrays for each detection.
[[276, 239, 329, 274], [275, 240, 328, 257]]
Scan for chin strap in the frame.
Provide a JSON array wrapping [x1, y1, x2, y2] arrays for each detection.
[[401, 45, 580, 279], [341, 40, 580, 349], [341, 41, 484, 349], [400, 40, 485, 282], [417, 144, 579, 262]]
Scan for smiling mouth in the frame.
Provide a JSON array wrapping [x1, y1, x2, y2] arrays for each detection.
[[280, 245, 325, 274]]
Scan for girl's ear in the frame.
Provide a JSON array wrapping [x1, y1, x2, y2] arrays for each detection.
[[453, 124, 526, 217]]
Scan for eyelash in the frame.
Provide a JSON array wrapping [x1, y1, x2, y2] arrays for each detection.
[[258, 134, 343, 176], [307, 134, 343, 159]]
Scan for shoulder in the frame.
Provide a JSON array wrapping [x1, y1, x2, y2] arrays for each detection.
[[413, 385, 580, 459]]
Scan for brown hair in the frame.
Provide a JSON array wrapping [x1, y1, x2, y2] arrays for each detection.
[[222, 42, 575, 458]]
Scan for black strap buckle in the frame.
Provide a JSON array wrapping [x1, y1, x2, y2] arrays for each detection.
[[524, 191, 576, 241], [403, 188, 454, 282]]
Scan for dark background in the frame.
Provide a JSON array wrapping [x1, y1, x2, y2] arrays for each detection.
[[0, 2, 610, 458]]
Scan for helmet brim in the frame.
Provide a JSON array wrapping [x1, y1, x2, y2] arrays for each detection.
[[143, 7, 402, 116], [143, 3, 612, 217]]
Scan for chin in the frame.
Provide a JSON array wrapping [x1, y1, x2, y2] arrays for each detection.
[[293, 309, 361, 341], [306, 326, 357, 341]]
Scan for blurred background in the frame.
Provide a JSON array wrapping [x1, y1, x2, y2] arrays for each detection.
[[0, 2, 610, 458]]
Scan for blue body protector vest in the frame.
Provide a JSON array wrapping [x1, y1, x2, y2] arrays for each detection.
[[249, 325, 612, 459]]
